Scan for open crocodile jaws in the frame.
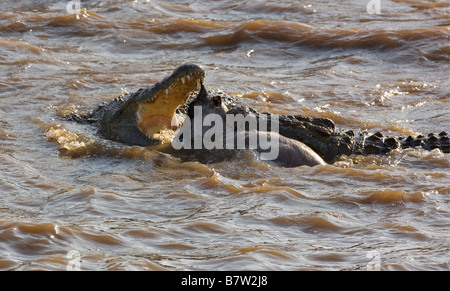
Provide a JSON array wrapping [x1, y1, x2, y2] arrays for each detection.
[[136, 64, 205, 140], [97, 64, 205, 145]]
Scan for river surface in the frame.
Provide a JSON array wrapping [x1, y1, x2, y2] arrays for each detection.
[[0, 0, 449, 271]]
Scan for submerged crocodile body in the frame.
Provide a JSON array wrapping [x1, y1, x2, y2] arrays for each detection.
[[64, 64, 449, 165], [226, 106, 449, 163]]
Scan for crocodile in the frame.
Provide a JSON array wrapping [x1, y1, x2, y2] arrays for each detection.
[[63, 63, 449, 165], [65, 63, 206, 146], [226, 106, 449, 163]]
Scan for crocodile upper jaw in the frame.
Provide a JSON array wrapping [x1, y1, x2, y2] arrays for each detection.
[[134, 64, 205, 142]]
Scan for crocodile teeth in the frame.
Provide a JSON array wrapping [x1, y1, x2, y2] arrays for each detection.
[[171, 115, 179, 127], [136, 111, 142, 123], [181, 77, 185, 84]]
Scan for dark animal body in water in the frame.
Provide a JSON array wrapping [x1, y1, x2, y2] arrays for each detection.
[[64, 64, 450, 166], [176, 83, 326, 167]]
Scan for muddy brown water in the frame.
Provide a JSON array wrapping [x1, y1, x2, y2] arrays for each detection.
[[0, 0, 449, 270]]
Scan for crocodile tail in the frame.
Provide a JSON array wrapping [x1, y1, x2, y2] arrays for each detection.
[[356, 131, 450, 155]]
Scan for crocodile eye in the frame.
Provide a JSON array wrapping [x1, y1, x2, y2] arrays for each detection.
[[211, 96, 222, 108]]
